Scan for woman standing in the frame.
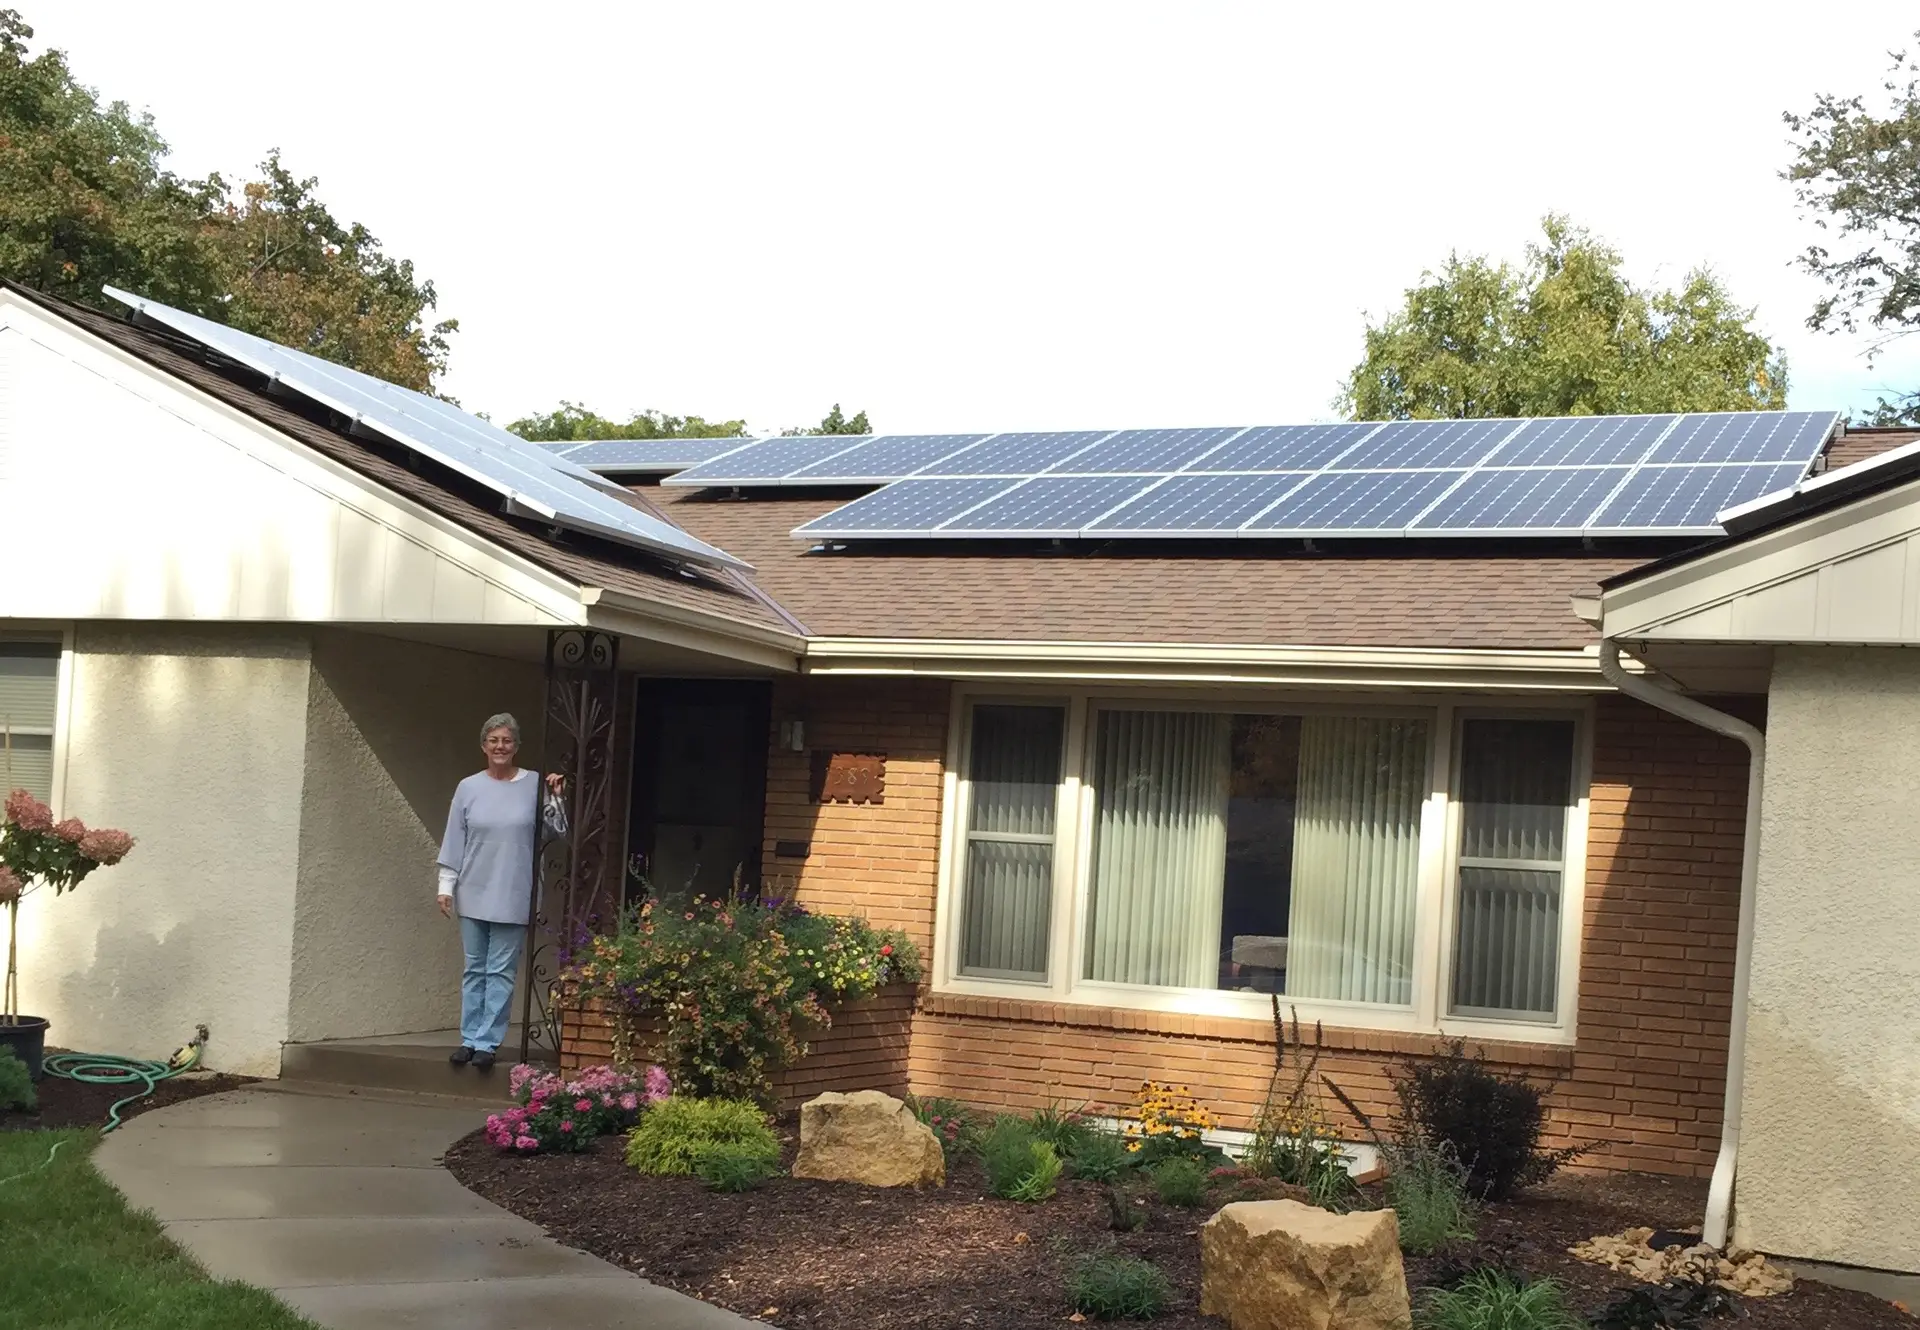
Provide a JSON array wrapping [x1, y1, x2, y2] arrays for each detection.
[[437, 713, 566, 1069]]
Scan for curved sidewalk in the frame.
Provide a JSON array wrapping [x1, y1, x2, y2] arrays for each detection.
[[95, 1081, 754, 1330]]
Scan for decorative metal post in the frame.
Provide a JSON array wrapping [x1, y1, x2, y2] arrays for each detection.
[[519, 628, 621, 1064]]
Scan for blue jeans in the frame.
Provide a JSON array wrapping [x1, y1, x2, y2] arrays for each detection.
[[457, 917, 526, 1054]]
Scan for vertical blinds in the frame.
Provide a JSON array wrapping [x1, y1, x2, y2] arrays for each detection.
[[0, 643, 57, 804], [1286, 715, 1428, 1006], [1451, 717, 1576, 1017], [957, 704, 1064, 979], [1083, 709, 1231, 989]]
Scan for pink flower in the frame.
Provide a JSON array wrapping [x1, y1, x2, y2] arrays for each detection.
[[575, 1098, 592, 1112], [644, 1065, 671, 1102], [5, 789, 51, 832], [559, 1119, 575, 1133], [52, 818, 86, 844], [78, 827, 134, 865], [0, 866, 19, 906], [619, 1092, 639, 1111], [515, 1135, 538, 1151]]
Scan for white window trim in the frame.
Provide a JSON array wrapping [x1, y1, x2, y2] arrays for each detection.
[[932, 682, 1593, 1046]]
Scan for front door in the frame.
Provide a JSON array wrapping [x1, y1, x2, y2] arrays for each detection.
[[626, 679, 771, 906]]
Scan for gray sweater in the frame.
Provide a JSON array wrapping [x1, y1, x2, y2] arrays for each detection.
[[436, 770, 568, 925]]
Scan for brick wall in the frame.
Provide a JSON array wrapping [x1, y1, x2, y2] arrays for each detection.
[[560, 987, 916, 1111], [564, 680, 1751, 1180]]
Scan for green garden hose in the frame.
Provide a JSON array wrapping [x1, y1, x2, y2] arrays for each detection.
[[43, 1027, 207, 1134]]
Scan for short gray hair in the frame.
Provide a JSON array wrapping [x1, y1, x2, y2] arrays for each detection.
[[481, 713, 520, 744]]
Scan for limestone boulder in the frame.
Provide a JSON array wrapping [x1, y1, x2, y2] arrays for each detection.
[[791, 1090, 945, 1188], [1200, 1199, 1411, 1330]]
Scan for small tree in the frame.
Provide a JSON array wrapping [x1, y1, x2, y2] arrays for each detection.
[[0, 788, 133, 1024]]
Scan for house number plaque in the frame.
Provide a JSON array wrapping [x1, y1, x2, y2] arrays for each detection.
[[811, 751, 886, 804]]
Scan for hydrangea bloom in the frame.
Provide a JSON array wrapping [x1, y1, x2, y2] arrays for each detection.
[[4, 788, 51, 832], [51, 818, 86, 844], [78, 827, 134, 865]]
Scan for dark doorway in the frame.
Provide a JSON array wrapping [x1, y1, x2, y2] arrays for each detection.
[[626, 678, 771, 907]]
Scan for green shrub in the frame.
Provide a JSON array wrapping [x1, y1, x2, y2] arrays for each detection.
[[1028, 1101, 1096, 1157], [0, 1046, 32, 1111], [1067, 1129, 1131, 1183], [981, 1117, 1062, 1202], [1386, 1143, 1477, 1255], [692, 1140, 780, 1192], [1415, 1270, 1583, 1330], [625, 1096, 778, 1176], [1149, 1156, 1209, 1207], [1395, 1042, 1588, 1200], [1068, 1252, 1171, 1320]]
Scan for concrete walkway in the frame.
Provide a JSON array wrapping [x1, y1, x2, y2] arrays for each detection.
[[94, 1081, 755, 1330]]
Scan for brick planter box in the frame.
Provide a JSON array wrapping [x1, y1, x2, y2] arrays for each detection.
[[559, 984, 918, 1111]]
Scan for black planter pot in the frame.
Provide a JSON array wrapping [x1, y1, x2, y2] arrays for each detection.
[[0, 1016, 49, 1081]]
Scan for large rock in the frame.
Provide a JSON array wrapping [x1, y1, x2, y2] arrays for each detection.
[[791, 1090, 945, 1188], [1200, 1199, 1411, 1330]]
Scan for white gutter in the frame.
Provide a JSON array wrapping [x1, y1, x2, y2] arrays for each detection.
[[1597, 639, 1763, 1249]]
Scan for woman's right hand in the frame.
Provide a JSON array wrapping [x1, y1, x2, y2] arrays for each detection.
[[437, 894, 453, 919]]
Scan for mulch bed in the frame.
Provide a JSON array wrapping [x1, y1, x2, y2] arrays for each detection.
[[446, 1124, 1913, 1330], [1, 1059, 254, 1132]]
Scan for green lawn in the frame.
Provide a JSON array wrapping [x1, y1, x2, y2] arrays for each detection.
[[0, 1129, 317, 1330]]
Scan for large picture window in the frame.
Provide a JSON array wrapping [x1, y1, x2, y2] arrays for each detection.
[[944, 691, 1586, 1039]]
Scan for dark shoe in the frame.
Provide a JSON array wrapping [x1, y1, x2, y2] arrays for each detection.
[[472, 1050, 496, 1070], [448, 1046, 474, 1066]]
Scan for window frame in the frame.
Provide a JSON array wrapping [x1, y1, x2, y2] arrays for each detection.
[[0, 625, 74, 815], [934, 682, 1593, 1045]]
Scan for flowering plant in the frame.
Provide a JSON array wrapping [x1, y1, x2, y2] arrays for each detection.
[[484, 1061, 670, 1154], [564, 891, 821, 1105], [1122, 1080, 1226, 1167], [1, 789, 134, 1025], [780, 907, 922, 1003]]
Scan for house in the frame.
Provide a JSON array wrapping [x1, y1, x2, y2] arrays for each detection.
[[4, 278, 1913, 1280]]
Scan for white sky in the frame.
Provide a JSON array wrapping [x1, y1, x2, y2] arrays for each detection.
[[37, 2, 1920, 432]]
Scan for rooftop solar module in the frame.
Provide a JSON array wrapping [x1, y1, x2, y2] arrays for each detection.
[[783, 410, 1842, 543], [105, 287, 747, 570], [545, 437, 747, 474]]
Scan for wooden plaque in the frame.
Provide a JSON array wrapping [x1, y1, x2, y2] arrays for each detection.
[[811, 751, 886, 804]]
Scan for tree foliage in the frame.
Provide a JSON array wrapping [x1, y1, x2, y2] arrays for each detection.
[[1342, 216, 1787, 420], [781, 402, 871, 436], [1786, 35, 1920, 424], [0, 10, 453, 390], [508, 401, 747, 442]]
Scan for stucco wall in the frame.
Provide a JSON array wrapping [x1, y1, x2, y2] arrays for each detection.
[[1735, 646, 1920, 1272], [17, 627, 311, 1076], [286, 630, 544, 1042]]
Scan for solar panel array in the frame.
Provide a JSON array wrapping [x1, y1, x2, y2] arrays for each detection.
[[658, 413, 1838, 542], [543, 437, 746, 474], [103, 287, 746, 570]]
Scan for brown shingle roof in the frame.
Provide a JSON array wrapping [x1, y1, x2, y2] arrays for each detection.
[[17, 285, 796, 639], [1824, 426, 1920, 471], [655, 488, 1643, 650]]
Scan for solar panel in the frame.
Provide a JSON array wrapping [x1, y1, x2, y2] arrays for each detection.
[[1413, 467, 1632, 533], [1087, 473, 1314, 534], [1192, 422, 1382, 472], [546, 438, 746, 474], [1243, 470, 1468, 535], [1493, 416, 1675, 468], [1043, 427, 1244, 475], [941, 476, 1155, 534], [666, 434, 871, 485], [1588, 462, 1808, 532], [103, 287, 747, 570], [789, 434, 991, 483], [1337, 419, 1523, 470], [1644, 411, 1836, 465], [795, 478, 1019, 537], [914, 431, 1116, 477]]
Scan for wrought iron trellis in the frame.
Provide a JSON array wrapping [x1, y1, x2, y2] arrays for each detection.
[[519, 628, 621, 1065]]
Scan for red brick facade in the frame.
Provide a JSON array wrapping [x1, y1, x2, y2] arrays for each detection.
[[560, 679, 1749, 1179]]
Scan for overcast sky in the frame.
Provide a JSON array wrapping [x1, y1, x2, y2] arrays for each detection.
[[38, 3, 1920, 433]]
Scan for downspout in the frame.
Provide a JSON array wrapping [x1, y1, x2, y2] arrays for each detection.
[[1597, 640, 1763, 1249]]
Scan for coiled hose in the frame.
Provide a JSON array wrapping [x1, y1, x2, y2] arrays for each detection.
[[43, 1026, 207, 1134]]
